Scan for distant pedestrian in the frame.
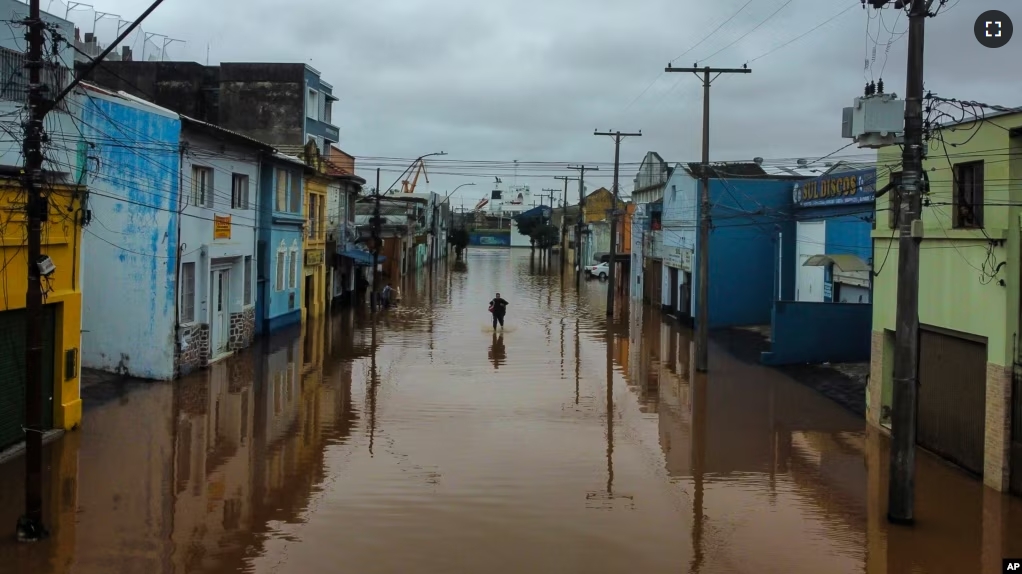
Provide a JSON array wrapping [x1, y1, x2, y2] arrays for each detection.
[[488, 292, 509, 330], [382, 284, 394, 308]]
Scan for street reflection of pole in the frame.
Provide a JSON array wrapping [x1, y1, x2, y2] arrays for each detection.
[[560, 317, 565, 381], [690, 364, 707, 574], [605, 326, 614, 496], [368, 320, 379, 457], [575, 317, 581, 405]]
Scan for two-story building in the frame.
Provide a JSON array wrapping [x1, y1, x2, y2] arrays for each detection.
[[629, 152, 672, 302], [0, 1, 83, 450], [321, 146, 365, 307], [255, 152, 310, 337], [868, 109, 1022, 495], [78, 84, 268, 379]]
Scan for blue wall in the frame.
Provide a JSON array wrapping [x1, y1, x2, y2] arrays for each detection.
[[256, 160, 304, 335], [694, 178, 795, 328], [470, 231, 510, 246], [760, 301, 872, 365]]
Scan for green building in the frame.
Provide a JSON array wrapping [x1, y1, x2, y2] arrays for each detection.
[[867, 109, 1022, 494]]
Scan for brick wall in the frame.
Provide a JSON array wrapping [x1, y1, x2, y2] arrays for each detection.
[[868, 330, 885, 428], [983, 362, 1012, 491], [176, 323, 209, 377]]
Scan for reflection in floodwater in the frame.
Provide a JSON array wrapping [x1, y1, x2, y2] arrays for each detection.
[[0, 249, 1020, 573]]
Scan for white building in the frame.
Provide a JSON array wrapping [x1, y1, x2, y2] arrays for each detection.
[[79, 84, 268, 379], [487, 179, 533, 218]]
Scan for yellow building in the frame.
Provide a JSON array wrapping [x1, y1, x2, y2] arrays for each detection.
[[0, 178, 83, 450], [280, 140, 332, 322]]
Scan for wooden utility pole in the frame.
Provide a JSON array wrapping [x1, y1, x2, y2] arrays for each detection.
[[594, 130, 641, 317], [883, 0, 929, 526], [665, 63, 750, 372], [17, 0, 166, 542], [568, 166, 599, 288], [555, 176, 577, 266], [370, 169, 381, 314]]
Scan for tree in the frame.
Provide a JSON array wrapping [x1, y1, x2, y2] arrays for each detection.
[[448, 227, 470, 260], [531, 223, 560, 251], [514, 214, 542, 255]]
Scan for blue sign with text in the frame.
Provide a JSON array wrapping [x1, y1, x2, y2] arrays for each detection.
[[793, 168, 877, 208]]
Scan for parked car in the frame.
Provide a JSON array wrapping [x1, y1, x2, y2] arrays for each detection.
[[584, 262, 609, 279]]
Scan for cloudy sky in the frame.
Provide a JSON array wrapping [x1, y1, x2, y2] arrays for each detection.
[[52, 0, 1018, 206]]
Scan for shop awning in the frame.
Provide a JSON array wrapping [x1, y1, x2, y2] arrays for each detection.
[[339, 250, 386, 266], [802, 254, 870, 272]]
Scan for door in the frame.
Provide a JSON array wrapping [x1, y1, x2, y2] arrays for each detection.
[[917, 328, 987, 476], [796, 221, 826, 302], [305, 275, 314, 314], [0, 306, 56, 449], [669, 267, 679, 313], [1012, 368, 1022, 494], [211, 269, 230, 358], [681, 272, 692, 318]]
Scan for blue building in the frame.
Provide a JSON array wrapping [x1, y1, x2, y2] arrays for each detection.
[[760, 165, 877, 366], [256, 152, 312, 336], [660, 162, 813, 328]]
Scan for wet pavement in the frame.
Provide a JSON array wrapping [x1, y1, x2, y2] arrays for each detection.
[[1, 248, 1022, 573]]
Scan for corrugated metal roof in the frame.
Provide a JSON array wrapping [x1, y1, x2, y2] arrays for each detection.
[[180, 115, 274, 151]]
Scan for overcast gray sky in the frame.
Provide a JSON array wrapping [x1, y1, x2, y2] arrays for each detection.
[[54, 0, 1018, 205]]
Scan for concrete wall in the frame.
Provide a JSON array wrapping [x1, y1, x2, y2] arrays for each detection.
[[470, 230, 510, 246], [75, 61, 219, 123], [694, 178, 796, 328], [761, 301, 872, 365], [510, 221, 532, 247], [79, 88, 181, 380]]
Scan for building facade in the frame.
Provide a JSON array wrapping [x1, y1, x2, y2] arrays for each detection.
[[255, 153, 309, 336], [760, 165, 876, 366], [79, 85, 266, 379], [868, 111, 1022, 494], [78, 61, 341, 155], [629, 153, 672, 304], [0, 178, 84, 450], [666, 162, 811, 328]]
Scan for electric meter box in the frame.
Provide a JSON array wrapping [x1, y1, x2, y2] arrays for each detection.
[[841, 93, 905, 149]]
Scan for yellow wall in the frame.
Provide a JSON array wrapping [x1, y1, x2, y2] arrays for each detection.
[[871, 113, 1022, 367], [0, 179, 83, 431], [302, 175, 328, 321], [583, 188, 626, 223]]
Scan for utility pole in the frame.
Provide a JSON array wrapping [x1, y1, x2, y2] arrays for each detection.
[[594, 130, 641, 317], [17, 0, 166, 542], [555, 176, 577, 266], [540, 188, 558, 261], [370, 169, 381, 314], [568, 166, 598, 288], [882, 0, 930, 526], [665, 63, 750, 372]]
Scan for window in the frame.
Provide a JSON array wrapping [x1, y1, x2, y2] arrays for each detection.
[[288, 244, 299, 289], [290, 173, 302, 213], [192, 166, 214, 208], [181, 262, 196, 322], [275, 244, 286, 291], [232, 174, 249, 210], [887, 172, 903, 229], [307, 89, 318, 120], [953, 161, 984, 228], [324, 100, 332, 124], [244, 256, 252, 304], [276, 169, 288, 212]]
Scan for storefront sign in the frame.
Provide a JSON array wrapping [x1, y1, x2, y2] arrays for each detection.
[[792, 168, 877, 208], [681, 249, 693, 272], [305, 249, 323, 266], [664, 246, 683, 269], [213, 215, 231, 239]]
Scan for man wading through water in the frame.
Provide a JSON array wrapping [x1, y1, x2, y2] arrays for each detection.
[[489, 292, 509, 331]]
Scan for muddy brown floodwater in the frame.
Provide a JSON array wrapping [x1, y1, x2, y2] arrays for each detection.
[[1, 249, 1022, 573]]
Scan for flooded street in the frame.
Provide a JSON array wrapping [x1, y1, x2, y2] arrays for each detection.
[[2, 248, 1022, 574]]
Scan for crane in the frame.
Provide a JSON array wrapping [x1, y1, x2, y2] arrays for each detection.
[[401, 158, 430, 193]]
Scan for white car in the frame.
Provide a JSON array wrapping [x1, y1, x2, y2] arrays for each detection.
[[584, 262, 609, 279]]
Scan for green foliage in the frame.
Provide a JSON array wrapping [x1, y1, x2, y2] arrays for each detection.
[[531, 224, 560, 249], [514, 215, 542, 242]]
